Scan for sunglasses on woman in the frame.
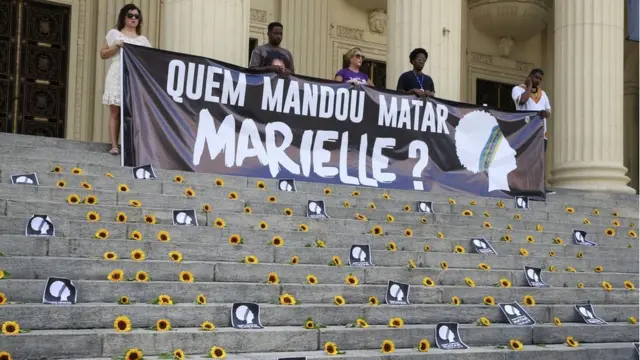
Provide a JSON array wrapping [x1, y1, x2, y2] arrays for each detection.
[[126, 13, 140, 19]]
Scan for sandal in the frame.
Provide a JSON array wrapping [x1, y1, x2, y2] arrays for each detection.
[[109, 147, 120, 155]]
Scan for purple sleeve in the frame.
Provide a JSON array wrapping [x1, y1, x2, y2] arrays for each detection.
[[335, 68, 346, 78]]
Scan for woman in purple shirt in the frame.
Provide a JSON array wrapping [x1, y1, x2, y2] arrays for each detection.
[[334, 47, 373, 86]]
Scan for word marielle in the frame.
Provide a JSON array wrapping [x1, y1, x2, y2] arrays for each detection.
[[166, 60, 450, 133]]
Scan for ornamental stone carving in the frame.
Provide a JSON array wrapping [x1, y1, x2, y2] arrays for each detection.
[[498, 36, 515, 57], [368, 9, 387, 35], [468, 0, 548, 42]]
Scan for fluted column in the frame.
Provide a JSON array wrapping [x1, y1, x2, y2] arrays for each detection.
[[550, 0, 634, 193], [160, 0, 249, 65], [386, 0, 463, 100], [280, 0, 331, 79]]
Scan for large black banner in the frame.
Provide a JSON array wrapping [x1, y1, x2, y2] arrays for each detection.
[[122, 45, 545, 199]]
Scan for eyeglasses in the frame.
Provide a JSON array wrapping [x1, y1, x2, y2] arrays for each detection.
[[126, 13, 140, 19], [354, 54, 363, 59]]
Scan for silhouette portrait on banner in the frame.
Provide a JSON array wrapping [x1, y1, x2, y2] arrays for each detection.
[[524, 266, 549, 287], [43, 277, 77, 304], [231, 303, 263, 329], [385, 281, 410, 305], [417, 201, 433, 214], [132, 164, 157, 180], [307, 200, 328, 218], [499, 302, 535, 325], [515, 196, 529, 209], [573, 229, 596, 246], [172, 209, 198, 226], [26, 215, 55, 237], [435, 323, 468, 350], [11, 173, 39, 186], [575, 304, 607, 325], [455, 110, 517, 192], [278, 179, 296, 192], [470, 237, 498, 255], [349, 245, 372, 267]]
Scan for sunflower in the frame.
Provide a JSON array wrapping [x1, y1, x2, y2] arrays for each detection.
[[478, 317, 491, 326], [464, 277, 476, 287], [104, 172, 115, 179], [629, 230, 638, 238], [329, 255, 342, 266], [440, 261, 448, 270], [420, 217, 428, 224], [267, 272, 279, 284], [437, 231, 445, 239], [201, 321, 215, 330], [155, 318, 171, 331], [506, 224, 513, 230], [305, 319, 315, 329], [283, 208, 293, 216], [624, 280, 636, 290], [629, 317, 637, 324], [368, 202, 377, 210], [356, 318, 369, 328], [454, 245, 465, 254], [0, 270, 6, 279], [388, 317, 404, 328], [244, 255, 259, 264], [565, 266, 576, 273], [565, 207, 575, 214], [113, 315, 132, 332], [380, 339, 395, 354], [125, 348, 143, 360], [601, 281, 613, 291], [355, 213, 368, 221], [549, 251, 556, 257], [519, 248, 529, 256], [243, 206, 252, 214], [129, 230, 142, 241], [418, 339, 431, 352], [228, 192, 238, 200], [214, 218, 226, 228], [315, 240, 326, 248], [469, 199, 477, 205], [82, 195, 98, 206], [157, 294, 173, 305], [501, 234, 512, 242], [0, 292, 6, 305], [71, 167, 83, 175], [369, 296, 379, 305], [115, 211, 128, 223], [523, 295, 536, 306], [345, 274, 359, 286], [215, 178, 224, 186], [1, 321, 19, 335], [605, 228, 616, 236], [86, 211, 100, 222], [334, 295, 346, 306], [95, 228, 109, 239], [554, 237, 563, 245], [612, 219, 621, 227], [290, 256, 299, 265], [56, 179, 67, 188], [80, 181, 92, 190], [169, 251, 183, 263], [404, 228, 414, 237], [422, 277, 435, 287], [462, 210, 473, 216], [386, 241, 397, 251], [351, 191, 360, 197], [342, 201, 351, 208], [382, 193, 391, 199], [576, 250, 585, 258], [583, 218, 591, 225], [323, 188, 332, 195], [483, 295, 495, 305], [566, 336, 579, 347], [478, 263, 491, 271], [451, 296, 461, 305], [118, 184, 130, 192], [107, 269, 124, 281], [594, 265, 603, 273], [103, 251, 118, 260], [196, 294, 207, 305], [130, 249, 145, 261], [403, 204, 411, 212], [271, 236, 284, 247], [535, 224, 543, 232], [52, 165, 62, 173], [324, 342, 339, 356], [118, 296, 129, 305], [133, 270, 149, 282], [548, 265, 556, 272], [482, 221, 492, 229], [526, 235, 535, 244], [157, 230, 171, 242], [209, 346, 227, 358], [298, 223, 309, 232], [267, 195, 277, 203], [499, 278, 512, 288], [448, 198, 456, 205], [386, 214, 395, 223], [256, 180, 266, 189], [483, 211, 491, 218], [496, 200, 505, 208], [202, 203, 212, 213], [144, 214, 158, 225], [128, 199, 142, 208], [408, 259, 417, 269], [173, 175, 184, 183], [306, 274, 319, 285], [66, 193, 81, 204], [513, 213, 521, 220], [423, 244, 431, 252], [509, 339, 523, 351], [184, 187, 196, 197], [173, 349, 185, 360], [280, 293, 297, 305], [371, 225, 384, 236], [553, 317, 562, 326]]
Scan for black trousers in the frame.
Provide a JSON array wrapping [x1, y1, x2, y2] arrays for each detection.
[[544, 139, 547, 152]]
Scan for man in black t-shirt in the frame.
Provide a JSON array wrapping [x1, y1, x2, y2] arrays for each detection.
[[396, 48, 435, 97]]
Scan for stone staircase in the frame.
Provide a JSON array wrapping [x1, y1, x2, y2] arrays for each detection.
[[0, 133, 637, 360]]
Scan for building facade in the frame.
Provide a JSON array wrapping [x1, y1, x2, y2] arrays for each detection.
[[0, 0, 638, 193]]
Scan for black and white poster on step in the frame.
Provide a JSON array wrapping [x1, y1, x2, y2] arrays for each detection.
[[10, 172, 39, 186], [574, 304, 607, 325], [498, 302, 536, 325], [231, 303, 263, 329], [470, 237, 498, 255], [278, 178, 297, 192], [573, 229, 597, 246], [435, 323, 468, 350], [523, 266, 549, 288], [633, 343, 639, 354], [172, 209, 198, 226], [417, 201, 433, 214], [349, 245, 373, 267], [278, 358, 306, 360], [43, 277, 77, 305], [307, 200, 329, 218], [385, 280, 410, 305], [25, 214, 55, 237], [514, 196, 529, 210], [132, 164, 157, 180]]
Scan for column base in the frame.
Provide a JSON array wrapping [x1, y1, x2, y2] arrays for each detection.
[[549, 161, 636, 194]]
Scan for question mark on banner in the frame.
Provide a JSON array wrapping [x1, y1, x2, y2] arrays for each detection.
[[408, 140, 429, 191]]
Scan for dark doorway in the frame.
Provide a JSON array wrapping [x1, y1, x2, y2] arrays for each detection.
[[343, 56, 386, 88], [476, 79, 517, 112], [248, 37, 258, 66]]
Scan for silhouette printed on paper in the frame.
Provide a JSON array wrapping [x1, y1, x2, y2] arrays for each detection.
[[573, 229, 597, 247], [172, 209, 198, 226], [43, 277, 77, 305], [25, 215, 55, 237], [455, 110, 518, 192], [470, 237, 498, 255], [132, 164, 157, 180], [524, 266, 549, 288], [307, 200, 329, 219], [435, 323, 468, 350], [499, 302, 536, 325], [231, 303, 263, 329], [10, 173, 39, 186], [515, 196, 529, 210], [385, 281, 410, 305], [417, 201, 433, 214], [349, 245, 372, 267], [278, 179, 297, 192], [575, 304, 607, 325]]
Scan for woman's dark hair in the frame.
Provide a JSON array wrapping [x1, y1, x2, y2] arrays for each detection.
[[116, 4, 143, 35], [264, 50, 290, 68]]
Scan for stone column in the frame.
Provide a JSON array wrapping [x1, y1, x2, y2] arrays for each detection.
[[160, 0, 249, 66], [550, 0, 634, 193], [386, 0, 463, 101], [280, 0, 331, 79]]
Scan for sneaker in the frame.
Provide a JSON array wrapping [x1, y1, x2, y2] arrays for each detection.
[[545, 188, 556, 195]]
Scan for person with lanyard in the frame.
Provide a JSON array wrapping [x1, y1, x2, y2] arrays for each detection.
[[396, 48, 435, 97]]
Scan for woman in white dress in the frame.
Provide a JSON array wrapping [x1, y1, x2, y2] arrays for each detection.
[[100, 4, 152, 155]]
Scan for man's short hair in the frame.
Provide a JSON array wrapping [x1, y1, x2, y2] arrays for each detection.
[[409, 48, 428, 61], [268, 22, 283, 32], [530, 68, 544, 76]]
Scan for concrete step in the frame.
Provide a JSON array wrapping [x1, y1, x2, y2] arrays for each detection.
[[0, 323, 637, 359]]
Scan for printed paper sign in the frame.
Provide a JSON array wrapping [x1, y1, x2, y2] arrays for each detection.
[[278, 179, 297, 192], [132, 164, 157, 180], [25, 215, 55, 237], [385, 280, 410, 305], [573, 230, 597, 246], [43, 277, 77, 305], [435, 323, 468, 350], [515, 196, 529, 210], [10, 173, 39, 186], [417, 201, 434, 214], [231, 303, 263, 329], [499, 302, 536, 325], [470, 237, 498, 255], [307, 200, 329, 219], [172, 209, 198, 226], [524, 266, 549, 288], [349, 245, 372, 267], [574, 304, 607, 325]]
